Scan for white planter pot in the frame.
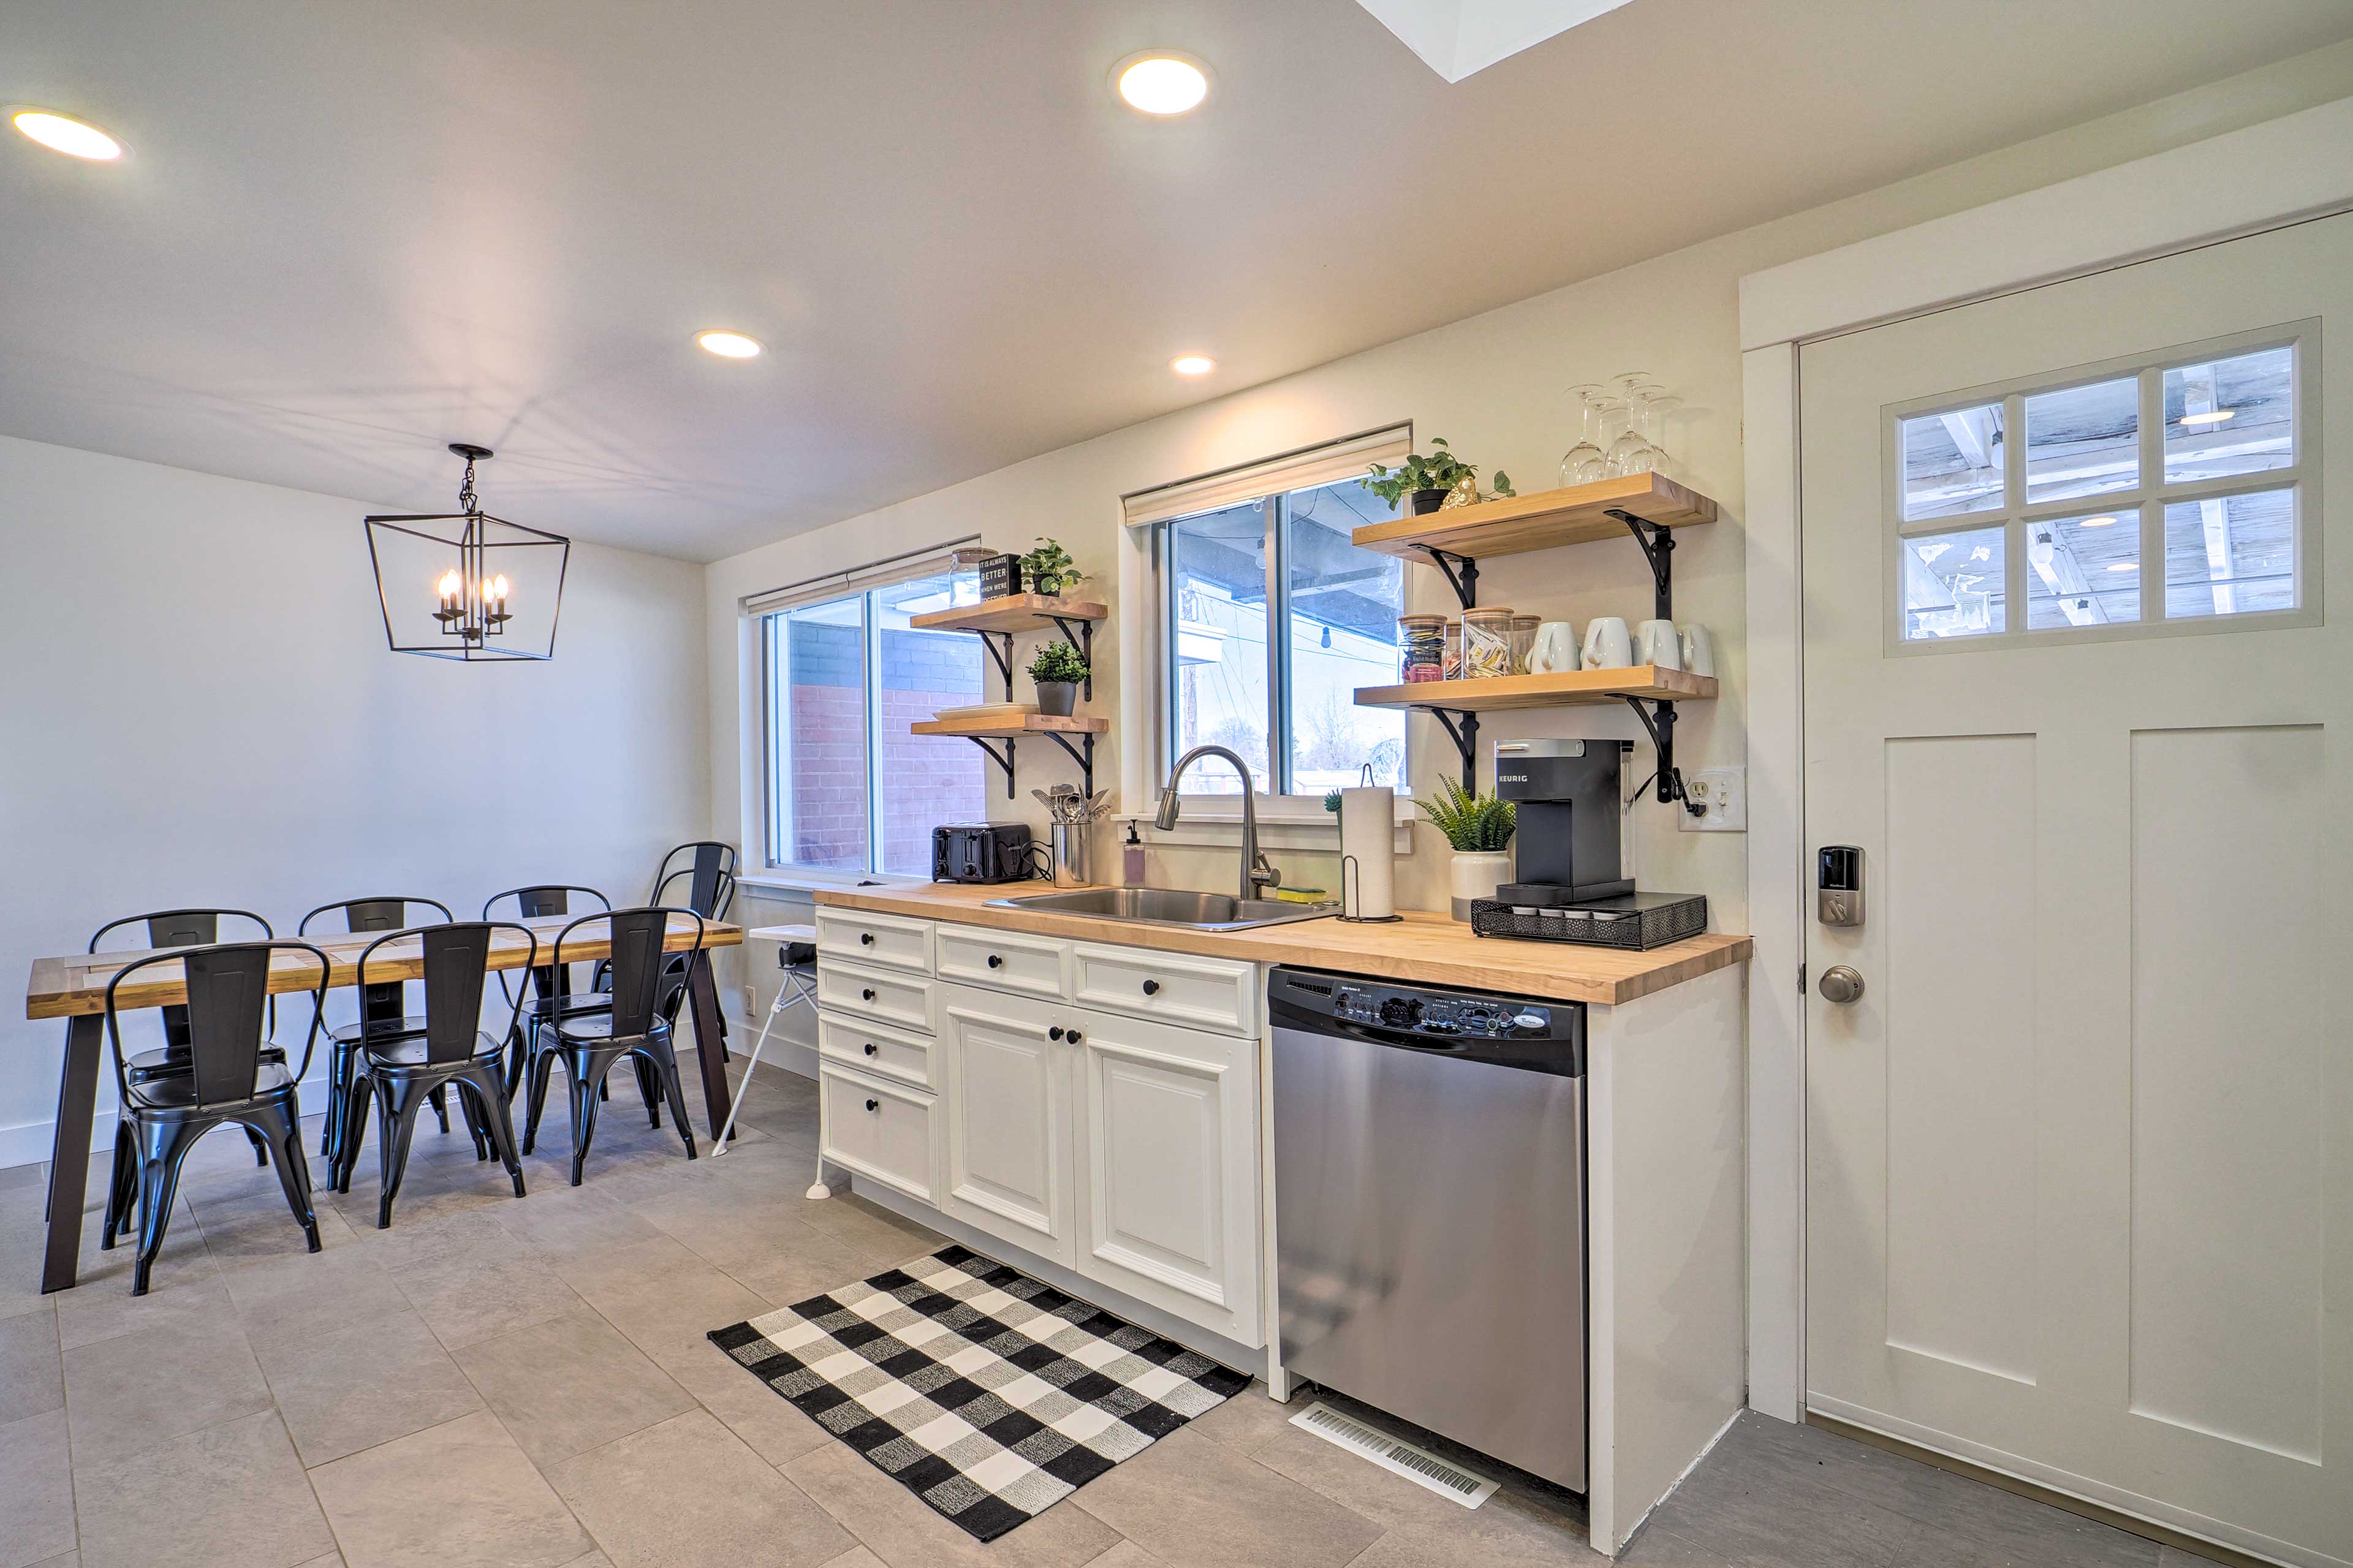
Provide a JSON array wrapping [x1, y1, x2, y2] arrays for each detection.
[[1448, 850, 1512, 921]]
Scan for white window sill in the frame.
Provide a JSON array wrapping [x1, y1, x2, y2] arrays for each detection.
[[1112, 807, 1415, 857]]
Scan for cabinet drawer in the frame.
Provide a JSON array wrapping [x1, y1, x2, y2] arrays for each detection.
[[819, 1062, 936, 1203], [819, 1010, 933, 1090], [935, 922, 1071, 1001], [815, 908, 932, 975], [816, 959, 934, 1035], [1072, 943, 1259, 1037]]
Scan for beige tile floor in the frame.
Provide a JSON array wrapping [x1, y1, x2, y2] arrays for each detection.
[[0, 1055, 2215, 1568]]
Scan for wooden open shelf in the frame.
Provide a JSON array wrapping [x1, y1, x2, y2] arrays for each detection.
[[1354, 666, 1716, 713], [912, 712, 1110, 740], [1351, 473, 1718, 562], [909, 593, 1108, 634]]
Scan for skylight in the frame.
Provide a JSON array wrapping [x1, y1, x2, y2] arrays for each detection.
[[1355, 0, 1639, 83]]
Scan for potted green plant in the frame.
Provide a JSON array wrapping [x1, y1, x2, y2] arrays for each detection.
[[1362, 439, 1515, 516], [1028, 639, 1089, 716], [1021, 537, 1085, 596], [1416, 776, 1517, 919]]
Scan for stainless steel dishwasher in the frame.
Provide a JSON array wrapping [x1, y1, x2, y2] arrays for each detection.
[[1270, 965, 1587, 1492]]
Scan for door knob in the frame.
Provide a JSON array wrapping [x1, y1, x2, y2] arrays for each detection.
[[1817, 965, 1866, 1005], [1141, 979, 1160, 996], [863, 1098, 879, 1112], [863, 1042, 877, 1055], [987, 954, 1002, 968], [1048, 1026, 1064, 1041], [861, 987, 876, 1001]]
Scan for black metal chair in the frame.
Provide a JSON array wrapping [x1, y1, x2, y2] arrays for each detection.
[[83, 909, 279, 1221], [629, 844, 738, 1051], [332, 923, 531, 1227], [300, 896, 482, 1169], [483, 884, 620, 1096], [99, 939, 329, 1295], [522, 907, 704, 1186]]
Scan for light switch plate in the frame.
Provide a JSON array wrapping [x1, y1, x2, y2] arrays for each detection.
[[1678, 766, 1748, 832]]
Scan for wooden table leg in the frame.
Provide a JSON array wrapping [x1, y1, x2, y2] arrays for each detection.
[[684, 950, 732, 1140], [42, 1015, 104, 1293]]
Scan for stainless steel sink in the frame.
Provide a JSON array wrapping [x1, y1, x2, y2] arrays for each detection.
[[986, 886, 1338, 931]]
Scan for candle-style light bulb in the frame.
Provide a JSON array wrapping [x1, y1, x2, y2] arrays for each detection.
[[437, 569, 461, 602], [490, 574, 509, 603]]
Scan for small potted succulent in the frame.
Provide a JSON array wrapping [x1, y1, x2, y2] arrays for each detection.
[[1021, 537, 1085, 596], [1417, 776, 1517, 919], [1028, 639, 1089, 717], [1362, 439, 1515, 516]]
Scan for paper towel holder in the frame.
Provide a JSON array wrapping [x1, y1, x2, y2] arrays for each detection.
[[1337, 855, 1403, 923]]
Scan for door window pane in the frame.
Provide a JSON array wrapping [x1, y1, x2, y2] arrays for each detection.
[[1285, 482, 1405, 792], [2025, 376, 2137, 503], [1901, 404, 2005, 521], [1169, 501, 1271, 793], [2026, 510, 2139, 629], [1900, 526, 2007, 640], [874, 570, 986, 876], [773, 594, 870, 869], [2163, 488, 2297, 619], [2164, 346, 2294, 483]]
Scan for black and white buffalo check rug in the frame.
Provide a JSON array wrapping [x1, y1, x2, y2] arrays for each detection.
[[708, 1244, 1251, 1540]]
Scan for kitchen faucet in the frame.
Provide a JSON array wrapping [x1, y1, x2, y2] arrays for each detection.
[[1155, 745, 1279, 903]]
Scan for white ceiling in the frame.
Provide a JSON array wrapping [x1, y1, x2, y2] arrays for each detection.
[[4, 1, 2348, 562]]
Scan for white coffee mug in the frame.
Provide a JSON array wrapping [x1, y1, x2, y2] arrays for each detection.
[[1637, 619, 1683, 670], [1529, 621, 1578, 674], [1581, 616, 1632, 669], [1677, 621, 1716, 677]]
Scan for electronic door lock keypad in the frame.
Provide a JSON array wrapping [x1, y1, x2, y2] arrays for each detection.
[[1817, 846, 1863, 927]]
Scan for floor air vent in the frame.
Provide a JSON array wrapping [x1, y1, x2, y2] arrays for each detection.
[[1289, 1402, 1501, 1509]]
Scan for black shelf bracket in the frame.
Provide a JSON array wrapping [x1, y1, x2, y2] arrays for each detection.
[[967, 737, 1016, 800], [976, 631, 1017, 702], [1624, 697, 1705, 815], [1608, 508, 1675, 622], [1428, 707, 1482, 793], [1047, 616, 1096, 700], [1424, 547, 1481, 612], [1042, 730, 1097, 797]]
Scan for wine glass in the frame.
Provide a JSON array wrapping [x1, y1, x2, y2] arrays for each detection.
[[1618, 390, 1680, 476], [1559, 384, 1610, 487], [1604, 376, 1657, 475]]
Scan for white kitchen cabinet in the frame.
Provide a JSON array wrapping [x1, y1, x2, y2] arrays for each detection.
[[817, 1010, 932, 1090], [1072, 942, 1256, 1036], [817, 1061, 937, 1204], [1070, 1007, 1262, 1345], [814, 907, 933, 974], [936, 983, 1074, 1267], [934, 922, 1070, 1000], [815, 956, 936, 1035]]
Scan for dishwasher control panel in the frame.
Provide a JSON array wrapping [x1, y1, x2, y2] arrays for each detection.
[[1333, 985, 1550, 1039]]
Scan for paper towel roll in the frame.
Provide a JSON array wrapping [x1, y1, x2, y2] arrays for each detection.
[[1339, 786, 1395, 919]]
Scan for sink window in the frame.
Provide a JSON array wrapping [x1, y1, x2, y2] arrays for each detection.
[[1134, 431, 1410, 799]]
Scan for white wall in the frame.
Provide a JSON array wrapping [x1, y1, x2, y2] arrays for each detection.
[[706, 43, 2353, 934], [0, 436, 709, 1167]]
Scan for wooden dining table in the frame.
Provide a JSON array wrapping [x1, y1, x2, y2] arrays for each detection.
[[22, 914, 743, 1293]]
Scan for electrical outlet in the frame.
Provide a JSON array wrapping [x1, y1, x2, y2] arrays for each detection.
[[1678, 766, 1748, 833], [743, 984, 759, 1014]]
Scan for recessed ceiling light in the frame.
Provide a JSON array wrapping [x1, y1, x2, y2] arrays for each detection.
[[2179, 409, 2234, 426], [1170, 354, 1216, 376], [10, 108, 124, 161], [2105, 561, 2138, 572], [1116, 54, 1211, 116], [2078, 515, 2118, 528], [696, 330, 763, 359]]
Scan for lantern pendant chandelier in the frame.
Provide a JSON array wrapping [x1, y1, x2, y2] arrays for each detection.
[[363, 443, 570, 662]]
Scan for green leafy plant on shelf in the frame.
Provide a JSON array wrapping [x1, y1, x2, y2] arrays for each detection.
[[1415, 776, 1517, 852], [1027, 640, 1090, 684], [1361, 438, 1515, 507], [1021, 537, 1085, 595]]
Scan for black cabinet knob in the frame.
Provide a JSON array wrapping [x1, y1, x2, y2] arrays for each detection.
[[864, 1098, 879, 1112], [987, 953, 1002, 969], [859, 932, 874, 945], [862, 987, 876, 1001], [1142, 979, 1161, 996], [863, 1042, 877, 1055], [1048, 1026, 1064, 1041], [1067, 1029, 1084, 1044]]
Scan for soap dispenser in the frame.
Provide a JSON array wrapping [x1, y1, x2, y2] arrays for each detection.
[[1123, 824, 1146, 886]]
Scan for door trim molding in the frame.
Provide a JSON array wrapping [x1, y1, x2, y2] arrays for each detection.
[[1737, 91, 2353, 1425]]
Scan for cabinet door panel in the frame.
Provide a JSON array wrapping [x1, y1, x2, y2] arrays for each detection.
[[938, 985, 1072, 1263], [1074, 1010, 1260, 1343]]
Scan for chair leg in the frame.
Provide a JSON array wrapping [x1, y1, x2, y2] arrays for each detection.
[[461, 1067, 527, 1199], [131, 1117, 202, 1297], [632, 1055, 663, 1129], [522, 1050, 555, 1156], [427, 1083, 451, 1135], [245, 1126, 269, 1166], [100, 1121, 135, 1249], [373, 1075, 426, 1229], [648, 1047, 698, 1161], [333, 1074, 374, 1194], [563, 1055, 607, 1187], [250, 1102, 321, 1253], [454, 1084, 490, 1162], [322, 1039, 355, 1159]]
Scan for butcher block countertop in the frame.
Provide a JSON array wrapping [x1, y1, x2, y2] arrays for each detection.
[[813, 882, 1750, 1007]]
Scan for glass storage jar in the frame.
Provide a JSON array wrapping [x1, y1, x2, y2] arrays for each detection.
[[1398, 613, 1447, 682], [1509, 615, 1540, 675], [1462, 607, 1517, 679]]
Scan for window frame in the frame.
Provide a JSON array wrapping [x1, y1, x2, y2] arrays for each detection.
[[1882, 319, 2321, 656]]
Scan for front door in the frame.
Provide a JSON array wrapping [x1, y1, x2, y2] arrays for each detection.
[[1800, 213, 2349, 1565]]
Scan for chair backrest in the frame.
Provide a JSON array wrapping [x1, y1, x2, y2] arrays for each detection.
[[483, 885, 610, 1006], [298, 897, 455, 1028], [88, 908, 275, 1053], [648, 844, 737, 922], [105, 940, 328, 1109], [556, 906, 702, 1039], [356, 922, 532, 1066]]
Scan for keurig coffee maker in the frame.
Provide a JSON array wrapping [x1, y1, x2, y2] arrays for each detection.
[[1479, 738, 1707, 950]]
